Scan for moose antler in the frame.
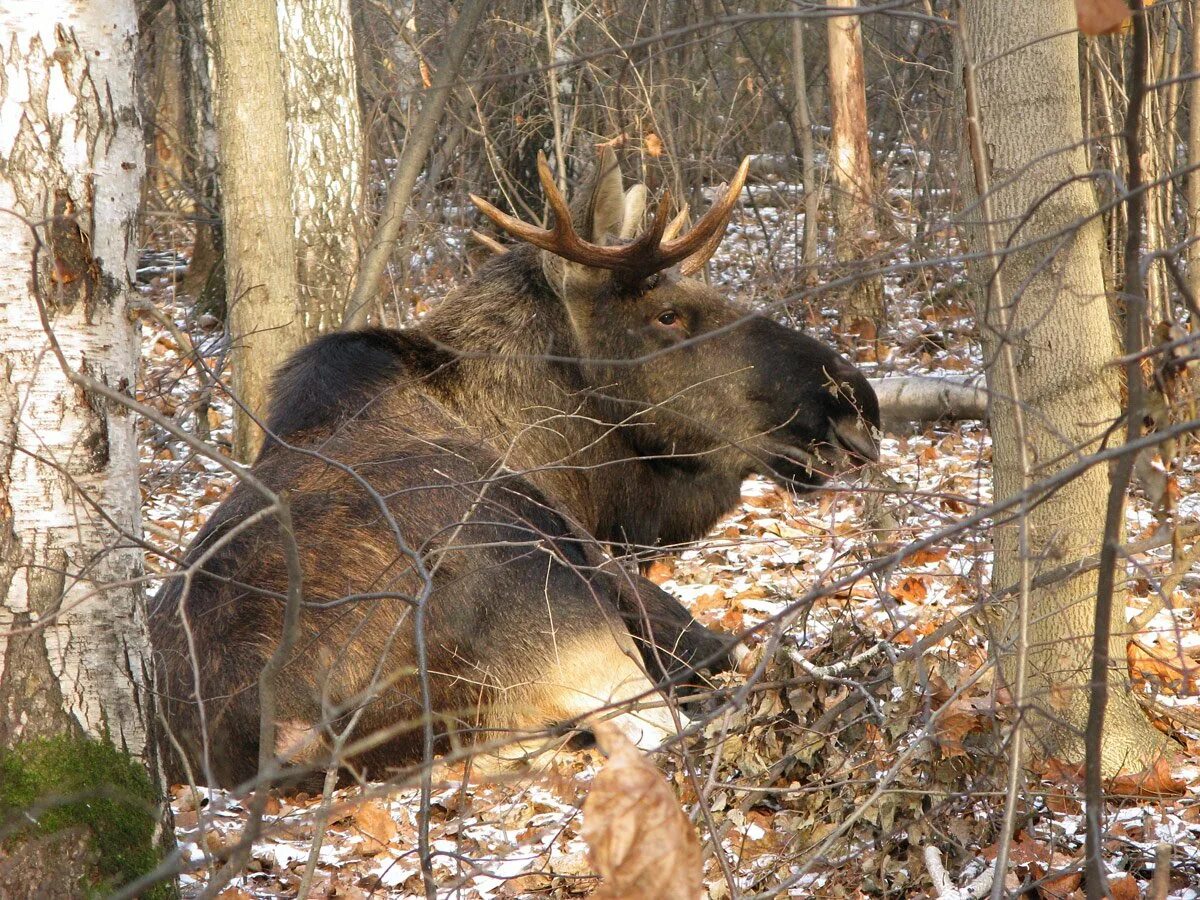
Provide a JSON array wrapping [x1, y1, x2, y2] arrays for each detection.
[[469, 152, 750, 280]]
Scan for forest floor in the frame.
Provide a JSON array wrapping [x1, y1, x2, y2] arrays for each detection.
[[137, 185, 1200, 898]]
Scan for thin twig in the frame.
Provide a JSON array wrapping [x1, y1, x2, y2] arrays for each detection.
[[1085, 3, 1150, 896]]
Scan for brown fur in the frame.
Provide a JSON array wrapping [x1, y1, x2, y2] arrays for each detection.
[[150, 157, 879, 789]]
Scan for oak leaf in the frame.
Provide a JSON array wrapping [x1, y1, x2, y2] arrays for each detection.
[[582, 722, 702, 900], [645, 133, 664, 158], [1106, 755, 1187, 798], [352, 800, 399, 856]]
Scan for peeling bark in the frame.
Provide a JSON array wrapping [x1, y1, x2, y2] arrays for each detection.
[[278, 0, 364, 333], [0, 0, 168, 891]]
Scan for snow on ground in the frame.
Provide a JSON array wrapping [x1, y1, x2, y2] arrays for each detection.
[[135, 184, 1200, 897]]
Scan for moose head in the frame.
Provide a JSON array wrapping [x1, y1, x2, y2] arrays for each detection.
[[468, 150, 879, 522]]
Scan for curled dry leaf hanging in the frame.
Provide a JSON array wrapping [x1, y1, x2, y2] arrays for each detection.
[[1074, 0, 1131, 35], [582, 721, 702, 900]]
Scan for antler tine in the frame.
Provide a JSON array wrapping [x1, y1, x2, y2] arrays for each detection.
[[470, 153, 750, 278], [659, 156, 751, 271], [662, 204, 690, 243], [622, 188, 673, 258], [468, 192, 556, 251], [534, 151, 575, 238], [472, 152, 644, 271]]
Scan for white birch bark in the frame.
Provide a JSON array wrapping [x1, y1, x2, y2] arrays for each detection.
[[278, 0, 365, 333], [0, 0, 150, 756]]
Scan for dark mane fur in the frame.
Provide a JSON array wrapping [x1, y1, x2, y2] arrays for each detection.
[[263, 328, 452, 447]]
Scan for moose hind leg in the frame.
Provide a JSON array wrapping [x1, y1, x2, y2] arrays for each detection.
[[614, 574, 733, 688], [478, 630, 687, 773]]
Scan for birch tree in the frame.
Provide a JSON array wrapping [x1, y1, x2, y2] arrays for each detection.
[[278, 0, 365, 333], [961, 0, 1167, 774], [0, 1, 167, 893]]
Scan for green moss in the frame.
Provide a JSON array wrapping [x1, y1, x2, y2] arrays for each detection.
[[0, 734, 169, 897]]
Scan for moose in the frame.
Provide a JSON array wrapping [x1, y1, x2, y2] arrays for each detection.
[[150, 149, 880, 788]]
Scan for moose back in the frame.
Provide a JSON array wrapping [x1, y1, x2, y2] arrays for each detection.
[[150, 149, 879, 788]]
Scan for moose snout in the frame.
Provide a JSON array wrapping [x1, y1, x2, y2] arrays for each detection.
[[829, 412, 880, 464]]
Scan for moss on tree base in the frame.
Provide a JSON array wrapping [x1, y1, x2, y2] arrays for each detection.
[[0, 734, 169, 897]]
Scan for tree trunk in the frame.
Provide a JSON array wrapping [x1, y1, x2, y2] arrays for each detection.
[[826, 0, 884, 329], [790, 14, 820, 276], [1188, 2, 1200, 313], [0, 2, 170, 894], [177, 0, 226, 317], [961, 0, 1167, 774], [278, 0, 365, 334], [211, 0, 303, 461], [142, 1, 188, 219]]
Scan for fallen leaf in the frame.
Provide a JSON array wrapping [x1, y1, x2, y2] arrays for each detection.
[[645, 558, 675, 584], [1106, 755, 1187, 798], [933, 696, 988, 758], [890, 575, 928, 603], [352, 800, 399, 856], [1075, 0, 1131, 35], [583, 722, 701, 900], [903, 546, 949, 566], [1128, 639, 1196, 694], [1107, 873, 1140, 900]]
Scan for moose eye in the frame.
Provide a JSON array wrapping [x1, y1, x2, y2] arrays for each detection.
[[657, 310, 679, 326]]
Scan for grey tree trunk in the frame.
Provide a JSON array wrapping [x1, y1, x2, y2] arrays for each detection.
[[177, 0, 226, 314], [790, 14, 820, 274], [0, 2, 169, 893], [826, 0, 884, 329], [961, 0, 1167, 774], [278, 0, 365, 333], [211, 0, 304, 461]]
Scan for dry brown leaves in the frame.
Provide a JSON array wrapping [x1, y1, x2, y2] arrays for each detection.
[[1106, 755, 1188, 799], [582, 722, 701, 900], [349, 800, 400, 856], [1074, 0, 1131, 35]]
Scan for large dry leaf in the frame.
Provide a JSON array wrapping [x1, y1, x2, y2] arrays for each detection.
[[1075, 0, 1130, 35], [582, 722, 702, 900], [1106, 755, 1187, 798], [351, 800, 399, 856]]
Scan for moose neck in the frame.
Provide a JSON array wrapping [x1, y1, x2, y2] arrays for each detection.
[[414, 248, 741, 551]]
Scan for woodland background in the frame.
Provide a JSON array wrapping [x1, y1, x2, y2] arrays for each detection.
[[2, 0, 1200, 897]]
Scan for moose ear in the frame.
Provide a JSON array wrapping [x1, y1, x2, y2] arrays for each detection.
[[575, 146, 626, 243], [543, 147, 628, 296]]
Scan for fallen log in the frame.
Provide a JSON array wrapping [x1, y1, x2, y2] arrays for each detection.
[[869, 375, 987, 428]]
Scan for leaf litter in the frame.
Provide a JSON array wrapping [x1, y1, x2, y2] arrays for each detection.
[[134, 198, 1200, 898]]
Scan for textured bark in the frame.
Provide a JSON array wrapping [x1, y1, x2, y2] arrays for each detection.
[[142, 1, 187, 214], [176, 0, 226, 312], [961, 0, 1166, 773], [278, 0, 364, 333], [826, 0, 884, 326], [211, 0, 303, 460], [0, 0, 168, 890], [790, 15, 820, 274], [1188, 3, 1200, 313]]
